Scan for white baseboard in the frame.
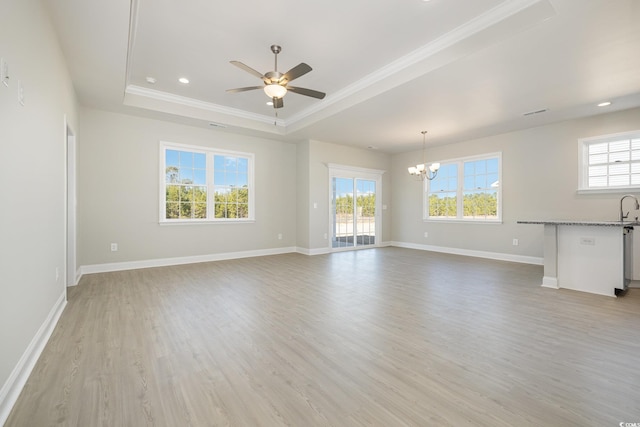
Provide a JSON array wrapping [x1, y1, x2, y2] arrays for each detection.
[[66, 268, 82, 287], [389, 241, 543, 265], [79, 246, 298, 278], [0, 291, 66, 426], [296, 247, 330, 256], [542, 276, 559, 288], [297, 241, 392, 256], [78, 241, 542, 281]]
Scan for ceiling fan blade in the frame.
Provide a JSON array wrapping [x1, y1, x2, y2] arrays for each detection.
[[287, 86, 326, 100], [230, 61, 266, 81], [281, 63, 312, 83], [226, 86, 263, 93], [273, 97, 284, 109]]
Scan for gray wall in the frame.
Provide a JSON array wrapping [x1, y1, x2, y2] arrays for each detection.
[[302, 140, 393, 252], [391, 107, 640, 258], [296, 140, 311, 249], [77, 115, 394, 260], [0, 0, 77, 415], [78, 108, 298, 266]]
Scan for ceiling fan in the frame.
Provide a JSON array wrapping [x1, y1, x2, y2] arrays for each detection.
[[226, 45, 326, 109]]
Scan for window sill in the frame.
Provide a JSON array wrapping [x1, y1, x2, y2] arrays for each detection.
[[159, 219, 256, 225], [423, 218, 502, 224], [577, 187, 640, 195]]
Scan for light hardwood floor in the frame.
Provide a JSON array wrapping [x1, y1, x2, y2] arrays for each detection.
[[6, 247, 640, 426]]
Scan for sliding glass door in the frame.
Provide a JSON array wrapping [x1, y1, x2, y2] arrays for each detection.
[[329, 165, 383, 250]]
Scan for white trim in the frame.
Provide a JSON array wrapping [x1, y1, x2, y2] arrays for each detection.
[[126, 85, 286, 127], [125, 0, 141, 94], [425, 152, 502, 222], [328, 164, 385, 252], [159, 219, 256, 225], [326, 163, 386, 177], [578, 129, 640, 144], [125, 0, 555, 135], [577, 129, 640, 192], [0, 292, 66, 426], [577, 188, 640, 195], [542, 276, 559, 288], [296, 243, 391, 255], [76, 241, 542, 281], [296, 247, 331, 256], [65, 117, 77, 287], [390, 241, 543, 265], [160, 141, 255, 223], [424, 218, 503, 224], [286, 0, 552, 126], [79, 247, 297, 276]]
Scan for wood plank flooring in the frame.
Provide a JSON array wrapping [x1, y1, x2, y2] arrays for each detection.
[[6, 247, 640, 426]]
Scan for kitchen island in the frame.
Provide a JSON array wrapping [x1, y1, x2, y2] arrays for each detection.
[[518, 220, 634, 297]]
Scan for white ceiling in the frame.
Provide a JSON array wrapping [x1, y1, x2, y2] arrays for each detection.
[[43, 0, 640, 153]]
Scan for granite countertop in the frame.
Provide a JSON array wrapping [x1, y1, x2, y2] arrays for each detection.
[[517, 220, 640, 227]]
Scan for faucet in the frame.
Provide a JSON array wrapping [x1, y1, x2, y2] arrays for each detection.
[[619, 194, 640, 222]]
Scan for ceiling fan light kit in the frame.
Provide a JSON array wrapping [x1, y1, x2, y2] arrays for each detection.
[[227, 44, 325, 109], [264, 84, 287, 99]]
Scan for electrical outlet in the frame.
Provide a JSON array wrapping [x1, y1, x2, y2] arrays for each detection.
[[424, 232, 428, 238], [323, 233, 328, 239], [110, 243, 118, 252], [55, 267, 60, 282], [512, 238, 519, 246], [277, 233, 283, 240], [1, 57, 8, 87]]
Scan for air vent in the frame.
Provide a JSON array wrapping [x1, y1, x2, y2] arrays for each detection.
[[523, 108, 548, 116]]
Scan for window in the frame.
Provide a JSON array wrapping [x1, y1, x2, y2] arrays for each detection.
[[425, 153, 501, 222], [578, 131, 640, 192], [160, 141, 254, 222]]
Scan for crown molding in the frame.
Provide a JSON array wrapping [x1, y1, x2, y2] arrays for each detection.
[[124, 85, 287, 127], [124, 0, 554, 134], [285, 0, 555, 126]]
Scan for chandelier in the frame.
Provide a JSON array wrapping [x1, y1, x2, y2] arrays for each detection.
[[408, 131, 440, 180]]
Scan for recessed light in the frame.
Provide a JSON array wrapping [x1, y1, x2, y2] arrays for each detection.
[[145, 76, 156, 84], [598, 101, 612, 107], [178, 77, 189, 84]]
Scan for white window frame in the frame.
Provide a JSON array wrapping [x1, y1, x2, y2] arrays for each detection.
[[159, 141, 255, 224], [424, 152, 502, 223], [578, 130, 640, 194]]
